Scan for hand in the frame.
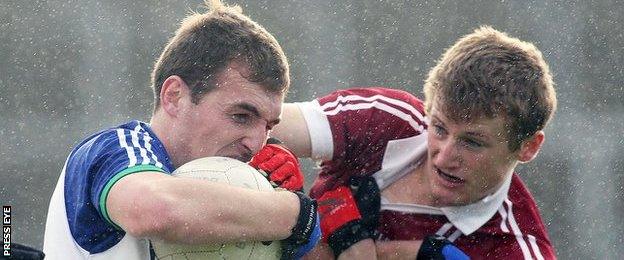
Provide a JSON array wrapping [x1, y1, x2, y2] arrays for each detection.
[[249, 138, 304, 191], [281, 192, 322, 260], [317, 176, 381, 257], [416, 235, 469, 260]]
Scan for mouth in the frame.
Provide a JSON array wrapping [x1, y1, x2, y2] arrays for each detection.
[[218, 145, 253, 162], [435, 168, 465, 184], [223, 154, 252, 163]]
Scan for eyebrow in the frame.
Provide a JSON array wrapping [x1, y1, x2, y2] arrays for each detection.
[[432, 115, 490, 140], [464, 131, 488, 139], [234, 102, 281, 125], [431, 115, 445, 125]]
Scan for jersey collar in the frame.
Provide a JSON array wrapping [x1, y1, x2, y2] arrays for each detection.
[[440, 171, 513, 235], [379, 169, 513, 236]]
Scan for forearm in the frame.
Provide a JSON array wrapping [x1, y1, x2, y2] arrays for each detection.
[[375, 240, 422, 260], [338, 239, 376, 260], [158, 178, 299, 243], [108, 173, 299, 244], [302, 239, 376, 260], [302, 242, 334, 260]]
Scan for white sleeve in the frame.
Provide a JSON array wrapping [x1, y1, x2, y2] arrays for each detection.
[[293, 101, 333, 161]]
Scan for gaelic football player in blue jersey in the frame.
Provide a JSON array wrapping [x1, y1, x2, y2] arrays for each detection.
[[43, 1, 320, 259]]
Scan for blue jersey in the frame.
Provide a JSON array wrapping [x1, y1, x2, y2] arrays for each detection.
[[43, 121, 174, 259]]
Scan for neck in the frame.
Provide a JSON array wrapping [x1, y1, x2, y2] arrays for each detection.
[[149, 112, 181, 168], [410, 161, 438, 206], [382, 161, 436, 206]]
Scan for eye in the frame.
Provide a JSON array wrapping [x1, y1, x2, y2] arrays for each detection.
[[432, 124, 447, 136], [462, 138, 483, 149], [231, 113, 252, 124]]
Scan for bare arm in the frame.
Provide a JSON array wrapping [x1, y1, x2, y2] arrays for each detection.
[[304, 240, 422, 260], [376, 240, 423, 260], [302, 242, 335, 260], [271, 103, 312, 157], [106, 172, 300, 244], [302, 238, 377, 260], [338, 239, 377, 260]]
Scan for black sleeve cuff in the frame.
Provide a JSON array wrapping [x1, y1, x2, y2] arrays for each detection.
[[327, 220, 377, 258]]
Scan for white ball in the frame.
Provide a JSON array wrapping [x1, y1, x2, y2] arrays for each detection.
[[151, 156, 281, 260]]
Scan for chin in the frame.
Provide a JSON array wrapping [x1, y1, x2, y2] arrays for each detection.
[[431, 188, 469, 207]]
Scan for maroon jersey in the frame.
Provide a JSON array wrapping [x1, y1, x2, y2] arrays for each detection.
[[296, 87, 556, 259]]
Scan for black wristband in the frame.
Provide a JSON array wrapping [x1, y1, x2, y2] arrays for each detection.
[[416, 235, 451, 260], [281, 192, 317, 259], [327, 220, 376, 257]]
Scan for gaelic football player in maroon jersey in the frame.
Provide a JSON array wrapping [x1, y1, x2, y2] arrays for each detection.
[[270, 26, 557, 259]]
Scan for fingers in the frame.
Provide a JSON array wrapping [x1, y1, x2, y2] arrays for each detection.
[[280, 179, 301, 191], [250, 143, 303, 191], [268, 161, 295, 182], [258, 153, 287, 172], [249, 146, 274, 167], [270, 162, 303, 190], [270, 162, 303, 191]]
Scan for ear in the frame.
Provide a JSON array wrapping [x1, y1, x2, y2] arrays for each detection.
[[517, 131, 545, 163], [159, 75, 188, 117]]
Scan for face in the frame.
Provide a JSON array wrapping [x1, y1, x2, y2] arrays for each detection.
[[168, 63, 283, 167], [423, 102, 520, 207]]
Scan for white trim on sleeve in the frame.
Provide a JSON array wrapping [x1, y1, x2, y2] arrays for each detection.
[[294, 101, 334, 161]]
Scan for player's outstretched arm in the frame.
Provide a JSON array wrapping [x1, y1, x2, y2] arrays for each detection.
[[106, 172, 302, 244], [338, 239, 376, 260], [375, 240, 423, 259], [376, 237, 469, 260], [302, 239, 376, 260], [270, 103, 312, 158]]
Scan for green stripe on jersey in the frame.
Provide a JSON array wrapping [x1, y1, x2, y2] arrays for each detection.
[[99, 165, 166, 229]]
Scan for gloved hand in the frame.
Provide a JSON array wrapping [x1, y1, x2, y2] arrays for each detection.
[[317, 176, 381, 257], [416, 235, 469, 260], [249, 137, 304, 192], [281, 192, 322, 260]]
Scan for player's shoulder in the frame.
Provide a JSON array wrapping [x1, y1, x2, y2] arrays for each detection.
[[502, 174, 551, 233], [69, 121, 150, 158], [320, 86, 420, 101], [507, 174, 539, 207], [317, 86, 425, 114], [97, 120, 151, 138], [476, 174, 555, 258]]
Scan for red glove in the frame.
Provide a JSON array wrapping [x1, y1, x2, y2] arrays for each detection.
[[317, 186, 362, 242], [249, 139, 304, 191], [317, 176, 380, 257]]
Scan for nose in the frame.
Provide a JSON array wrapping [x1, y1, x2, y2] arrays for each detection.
[[242, 123, 269, 155], [433, 139, 460, 170]]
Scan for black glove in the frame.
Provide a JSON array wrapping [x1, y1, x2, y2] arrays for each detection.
[[317, 176, 381, 257], [280, 191, 321, 260], [416, 235, 469, 260]]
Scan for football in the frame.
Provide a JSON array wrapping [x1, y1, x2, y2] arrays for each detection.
[[151, 156, 281, 260]]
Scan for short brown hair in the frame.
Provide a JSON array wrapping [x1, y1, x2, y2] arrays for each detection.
[[424, 26, 557, 151], [150, 0, 290, 111]]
